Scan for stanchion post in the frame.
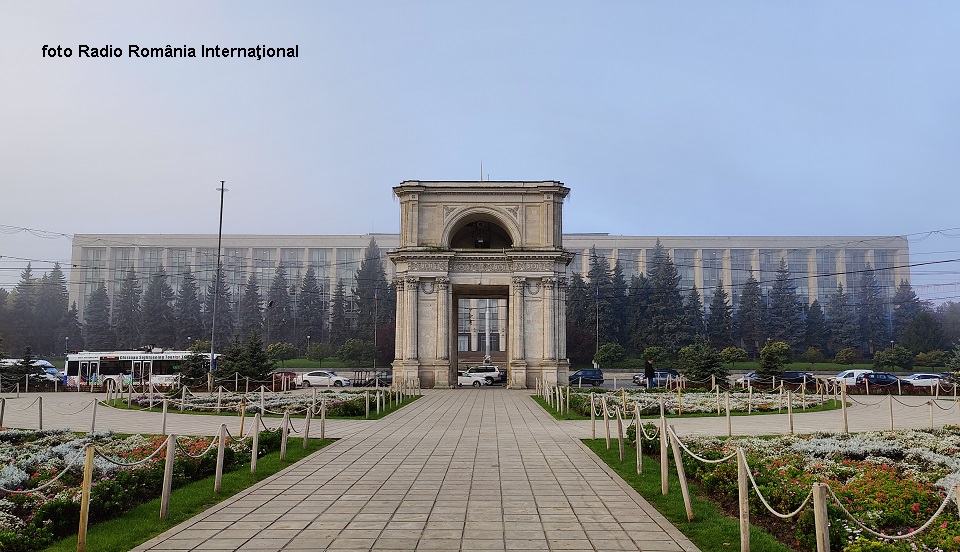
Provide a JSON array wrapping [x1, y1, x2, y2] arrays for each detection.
[[280, 412, 289, 461], [603, 397, 611, 450], [303, 408, 312, 449], [635, 404, 642, 475], [38, 396, 43, 430], [668, 426, 694, 521], [320, 396, 326, 440], [160, 435, 176, 520], [616, 408, 625, 462], [660, 398, 668, 495], [162, 400, 168, 435], [214, 424, 226, 492], [365, 390, 370, 420], [737, 448, 750, 552], [590, 393, 596, 440], [889, 394, 894, 431], [841, 383, 849, 434], [250, 413, 261, 474], [812, 483, 830, 552], [90, 399, 98, 434], [930, 400, 934, 429], [0, 397, 6, 427], [77, 444, 95, 552], [725, 392, 731, 437], [787, 390, 793, 435]]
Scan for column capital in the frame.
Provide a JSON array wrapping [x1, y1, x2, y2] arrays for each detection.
[[542, 277, 557, 289], [436, 276, 450, 290]]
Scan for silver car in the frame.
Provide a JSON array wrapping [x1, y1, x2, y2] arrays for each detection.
[[300, 370, 351, 387]]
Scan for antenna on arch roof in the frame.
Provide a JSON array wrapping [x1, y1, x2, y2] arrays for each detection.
[[480, 159, 483, 182]]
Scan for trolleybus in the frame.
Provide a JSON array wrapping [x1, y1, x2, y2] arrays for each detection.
[[64, 349, 220, 388]]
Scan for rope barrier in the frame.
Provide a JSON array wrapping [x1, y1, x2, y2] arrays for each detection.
[[93, 435, 172, 467], [223, 425, 249, 442], [668, 427, 737, 464], [742, 454, 814, 520], [825, 483, 957, 540], [45, 400, 97, 416], [175, 435, 220, 459], [0, 448, 85, 494], [13, 397, 41, 410]]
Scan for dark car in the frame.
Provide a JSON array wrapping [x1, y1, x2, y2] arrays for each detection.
[[633, 368, 679, 387], [856, 372, 911, 388], [779, 371, 815, 385], [360, 371, 393, 387], [569, 369, 604, 386]]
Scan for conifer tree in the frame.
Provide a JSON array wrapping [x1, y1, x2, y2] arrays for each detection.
[[735, 274, 764, 356], [355, 238, 389, 343], [901, 311, 945, 354], [642, 240, 686, 352], [57, 302, 84, 353], [706, 283, 734, 348], [625, 274, 650, 355], [114, 267, 142, 349], [766, 258, 804, 348], [297, 266, 324, 353], [265, 262, 292, 345], [202, 265, 235, 352], [174, 268, 203, 349], [10, 264, 37, 351], [35, 263, 69, 355], [237, 273, 264, 341], [587, 247, 616, 346], [610, 260, 629, 345], [826, 284, 859, 349], [891, 280, 925, 342], [683, 286, 704, 344], [804, 299, 828, 353], [141, 266, 176, 348], [564, 273, 593, 363], [857, 265, 887, 353], [329, 279, 349, 348], [83, 281, 116, 350]]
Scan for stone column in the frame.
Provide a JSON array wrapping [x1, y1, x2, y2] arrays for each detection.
[[558, 277, 568, 359], [508, 276, 527, 389], [405, 277, 419, 360], [393, 277, 405, 361], [436, 277, 450, 361], [542, 277, 556, 360]]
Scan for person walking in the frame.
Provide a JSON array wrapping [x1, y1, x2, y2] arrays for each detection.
[[644, 359, 655, 389]]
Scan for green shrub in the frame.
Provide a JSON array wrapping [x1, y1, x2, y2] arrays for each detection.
[[758, 341, 792, 376], [915, 349, 949, 367], [594, 343, 626, 365], [873, 345, 914, 370], [834, 347, 861, 365]]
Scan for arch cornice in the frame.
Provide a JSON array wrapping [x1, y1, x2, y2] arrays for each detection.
[[441, 206, 522, 249]]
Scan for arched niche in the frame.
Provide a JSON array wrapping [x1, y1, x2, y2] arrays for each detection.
[[445, 210, 517, 250]]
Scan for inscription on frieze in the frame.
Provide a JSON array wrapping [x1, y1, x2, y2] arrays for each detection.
[[450, 261, 511, 273], [409, 261, 449, 272], [512, 261, 554, 272]]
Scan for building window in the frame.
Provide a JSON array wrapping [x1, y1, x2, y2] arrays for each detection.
[[702, 249, 723, 309], [730, 249, 753, 312], [816, 250, 838, 303], [759, 249, 781, 304], [674, 249, 695, 293], [787, 249, 810, 305], [141, 248, 163, 276]]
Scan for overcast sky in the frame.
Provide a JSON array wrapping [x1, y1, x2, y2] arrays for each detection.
[[1, 2, 958, 302]]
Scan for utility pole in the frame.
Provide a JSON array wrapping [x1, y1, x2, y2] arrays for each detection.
[[210, 182, 227, 392]]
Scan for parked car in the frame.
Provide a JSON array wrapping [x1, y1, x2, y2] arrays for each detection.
[[779, 371, 815, 385], [856, 372, 911, 388], [569, 369, 604, 386], [900, 373, 943, 387], [735, 371, 760, 386], [300, 370, 352, 387], [463, 365, 503, 384], [835, 369, 873, 386], [359, 371, 393, 387], [634, 368, 680, 387], [457, 371, 488, 387]]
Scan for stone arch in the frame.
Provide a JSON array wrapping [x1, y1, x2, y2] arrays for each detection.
[[443, 208, 521, 250]]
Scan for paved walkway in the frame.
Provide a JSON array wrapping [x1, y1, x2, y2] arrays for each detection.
[[2, 389, 957, 551]]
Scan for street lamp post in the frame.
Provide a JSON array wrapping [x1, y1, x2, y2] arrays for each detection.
[[307, 335, 311, 355], [64, 336, 69, 355], [209, 182, 228, 391]]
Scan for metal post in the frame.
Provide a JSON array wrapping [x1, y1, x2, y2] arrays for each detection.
[[209, 182, 228, 393]]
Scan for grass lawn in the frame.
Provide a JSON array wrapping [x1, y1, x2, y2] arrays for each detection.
[[43, 438, 332, 552], [585, 439, 794, 552]]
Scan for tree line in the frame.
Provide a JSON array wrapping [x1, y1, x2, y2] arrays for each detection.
[[565, 240, 960, 368]]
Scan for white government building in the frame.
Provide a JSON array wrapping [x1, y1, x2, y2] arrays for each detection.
[[68, 232, 910, 359]]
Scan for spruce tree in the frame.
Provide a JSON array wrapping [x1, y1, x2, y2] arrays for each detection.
[[202, 265, 235, 352], [174, 268, 203, 349], [10, 264, 37, 351], [35, 263, 69, 355], [57, 302, 84, 353], [237, 273, 264, 341], [297, 266, 324, 352], [706, 283, 734, 348], [642, 240, 686, 352], [804, 299, 828, 353], [683, 286, 704, 344], [901, 311, 945, 354], [857, 265, 887, 354], [766, 258, 804, 348], [610, 260, 629, 345], [587, 247, 616, 346], [625, 274, 650, 355], [329, 279, 349, 349], [83, 282, 116, 350], [355, 238, 389, 343], [565, 273, 593, 363], [891, 280, 925, 341], [114, 266, 142, 349], [826, 284, 859, 349], [265, 262, 292, 345], [735, 274, 764, 357], [141, 266, 176, 348]]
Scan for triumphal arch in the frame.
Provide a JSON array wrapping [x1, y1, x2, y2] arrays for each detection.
[[390, 181, 573, 389]]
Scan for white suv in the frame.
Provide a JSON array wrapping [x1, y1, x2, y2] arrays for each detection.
[[300, 370, 352, 387], [463, 365, 502, 384]]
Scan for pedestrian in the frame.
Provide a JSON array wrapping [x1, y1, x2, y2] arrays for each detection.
[[644, 359, 655, 389]]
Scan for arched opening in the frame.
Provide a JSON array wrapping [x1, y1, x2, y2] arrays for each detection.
[[449, 219, 514, 249]]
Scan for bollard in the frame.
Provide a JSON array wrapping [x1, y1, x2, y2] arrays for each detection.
[[725, 392, 731, 437], [841, 383, 848, 434], [250, 413, 261, 474], [280, 412, 289, 461], [303, 408, 312, 449], [865, 379, 870, 395], [160, 435, 176, 520], [162, 400, 169, 435], [812, 483, 830, 552], [90, 399, 98, 433], [787, 390, 793, 435], [737, 449, 750, 552], [128, 375, 133, 409], [567, 386, 571, 414], [77, 445, 95, 552], [590, 393, 596, 440], [235, 372, 239, 392], [25, 374, 29, 394], [214, 424, 226, 492], [802, 377, 807, 410], [668, 426, 694, 521]]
